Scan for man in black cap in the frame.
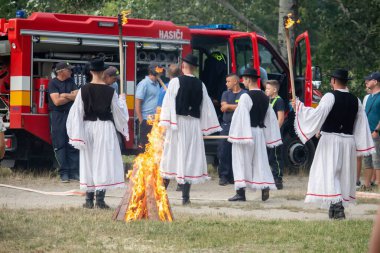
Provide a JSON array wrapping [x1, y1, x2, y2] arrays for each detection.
[[292, 68, 374, 220], [103, 66, 120, 93], [159, 54, 221, 205], [48, 61, 79, 183], [362, 72, 380, 190], [227, 68, 281, 202], [135, 63, 163, 153]]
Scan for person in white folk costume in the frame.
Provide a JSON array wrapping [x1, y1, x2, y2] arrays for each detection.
[[66, 58, 129, 209], [292, 69, 374, 219], [228, 68, 282, 202], [159, 54, 222, 205]]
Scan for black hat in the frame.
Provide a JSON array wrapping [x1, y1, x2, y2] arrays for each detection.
[[55, 61, 74, 72], [240, 68, 260, 78], [182, 54, 199, 67], [365, 72, 380, 82], [330, 69, 352, 81], [89, 58, 108, 71]]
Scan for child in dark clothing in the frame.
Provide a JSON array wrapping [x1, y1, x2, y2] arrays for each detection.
[[265, 80, 285, 189]]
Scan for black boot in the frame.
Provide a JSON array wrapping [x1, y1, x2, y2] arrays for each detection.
[[182, 183, 191, 205], [328, 203, 335, 219], [95, 190, 110, 209], [163, 179, 170, 189], [333, 201, 345, 220], [261, 187, 270, 201], [275, 178, 283, 190], [176, 184, 184, 192], [228, 188, 246, 201], [83, 191, 94, 209]]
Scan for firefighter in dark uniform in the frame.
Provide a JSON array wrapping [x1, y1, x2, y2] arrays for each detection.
[[48, 61, 79, 182]]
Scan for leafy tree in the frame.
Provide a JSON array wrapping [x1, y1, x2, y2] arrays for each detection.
[[99, 0, 278, 43], [299, 0, 380, 98], [4, 0, 379, 98], [0, 0, 29, 19]]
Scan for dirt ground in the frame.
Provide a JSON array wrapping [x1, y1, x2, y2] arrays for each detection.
[[0, 174, 379, 221]]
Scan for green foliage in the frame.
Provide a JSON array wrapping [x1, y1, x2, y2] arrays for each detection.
[[99, 0, 278, 43], [0, 0, 28, 19], [4, 0, 379, 98], [299, 0, 380, 98]]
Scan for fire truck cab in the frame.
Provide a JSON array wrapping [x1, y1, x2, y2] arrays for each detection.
[[0, 12, 320, 170]]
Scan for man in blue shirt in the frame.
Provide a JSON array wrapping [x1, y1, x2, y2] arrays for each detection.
[[218, 73, 247, 186], [363, 72, 380, 190], [135, 64, 163, 153]]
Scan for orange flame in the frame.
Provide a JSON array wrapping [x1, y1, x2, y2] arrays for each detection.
[[284, 13, 300, 29], [120, 10, 131, 25], [155, 66, 164, 74], [125, 108, 173, 222]]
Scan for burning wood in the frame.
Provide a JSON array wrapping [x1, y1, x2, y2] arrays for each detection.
[[283, 13, 300, 100], [283, 13, 300, 29], [113, 108, 173, 222]]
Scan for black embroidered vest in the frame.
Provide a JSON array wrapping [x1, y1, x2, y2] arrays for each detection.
[[81, 83, 114, 121], [175, 76, 203, 118], [248, 90, 269, 128], [320, 90, 358, 134]]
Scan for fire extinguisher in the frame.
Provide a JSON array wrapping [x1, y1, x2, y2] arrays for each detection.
[[33, 78, 49, 114]]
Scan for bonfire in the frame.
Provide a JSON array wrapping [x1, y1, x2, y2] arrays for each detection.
[[113, 108, 173, 222]]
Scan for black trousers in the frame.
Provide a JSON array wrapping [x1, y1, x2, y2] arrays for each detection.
[[217, 123, 234, 181], [267, 144, 284, 181], [50, 111, 79, 178], [137, 119, 152, 154]]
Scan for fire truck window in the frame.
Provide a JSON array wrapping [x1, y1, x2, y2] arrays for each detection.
[[258, 43, 283, 75], [294, 40, 307, 101], [234, 37, 253, 76], [295, 40, 307, 77], [257, 42, 288, 104]]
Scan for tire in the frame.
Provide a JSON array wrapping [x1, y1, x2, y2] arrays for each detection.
[[283, 134, 316, 174]]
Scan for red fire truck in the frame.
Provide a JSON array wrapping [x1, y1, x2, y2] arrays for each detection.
[[0, 12, 321, 170]]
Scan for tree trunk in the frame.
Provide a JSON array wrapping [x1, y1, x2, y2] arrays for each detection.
[[278, 0, 297, 60], [215, 0, 264, 34]]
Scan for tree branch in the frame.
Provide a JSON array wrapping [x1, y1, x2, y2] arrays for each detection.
[[214, 0, 265, 34], [334, 0, 361, 31]]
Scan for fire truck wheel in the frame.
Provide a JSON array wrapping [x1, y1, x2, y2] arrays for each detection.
[[282, 134, 315, 174]]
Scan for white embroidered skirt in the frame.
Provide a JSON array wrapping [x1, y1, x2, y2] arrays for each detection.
[[160, 115, 210, 184], [79, 120, 125, 191], [305, 132, 356, 207], [232, 127, 277, 191]]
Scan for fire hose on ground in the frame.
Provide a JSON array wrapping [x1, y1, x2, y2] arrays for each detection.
[[0, 183, 379, 200]]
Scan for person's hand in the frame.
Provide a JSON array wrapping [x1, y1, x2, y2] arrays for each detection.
[[315, 131, 321, 139], [138, 117, 143, 125], [291, 98, 296, 110], [220, 104, 229, 112], [119, 93, 126, 100], [372, 131, 379, 139]]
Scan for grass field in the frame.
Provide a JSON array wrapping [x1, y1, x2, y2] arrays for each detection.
[[0, 208, 373, 253]]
